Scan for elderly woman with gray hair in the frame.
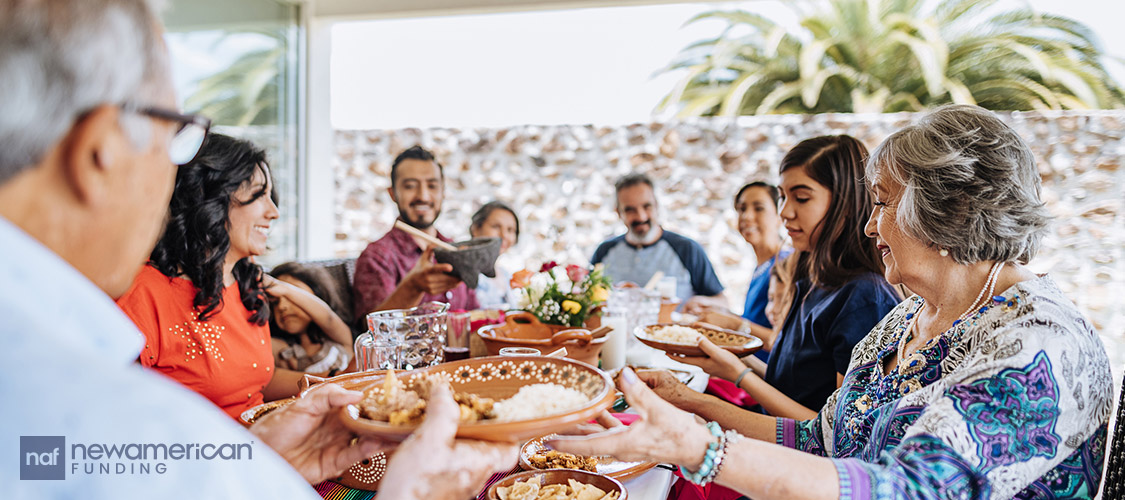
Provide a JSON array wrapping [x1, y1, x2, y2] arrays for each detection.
[[551, 105, 1111, 499]]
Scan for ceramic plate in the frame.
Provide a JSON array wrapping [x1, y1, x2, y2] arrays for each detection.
[[520, 434, 657, 482], [486, 469, 627, 500], [238, 397, 295, 427], [337, 356, 615, 442], [634, 323, 763, 357]]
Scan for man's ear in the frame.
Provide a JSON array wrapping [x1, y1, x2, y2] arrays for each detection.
[[61, 104, 127, 206], [386, 185, 397, 204]]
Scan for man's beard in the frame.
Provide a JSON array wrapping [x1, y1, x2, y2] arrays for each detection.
[[626, 220, 660, 245], [399, 203, 440, 230]]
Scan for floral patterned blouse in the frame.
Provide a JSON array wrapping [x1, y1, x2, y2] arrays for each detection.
[[776, 275, 1112, 499]]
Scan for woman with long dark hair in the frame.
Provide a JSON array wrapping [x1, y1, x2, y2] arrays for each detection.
[[671, 135, 901, 419], [117, 133, 305, 419], [687, 181, 791, 363]]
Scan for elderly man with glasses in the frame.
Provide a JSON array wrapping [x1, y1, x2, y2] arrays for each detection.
[[0, 1, 514, 498]]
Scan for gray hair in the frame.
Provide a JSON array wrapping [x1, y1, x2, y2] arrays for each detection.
[[866, 104, 1050, 265], [0, 0, 168, 185]]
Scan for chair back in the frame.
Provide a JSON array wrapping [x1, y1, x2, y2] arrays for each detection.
[[1101, 373, 1125, 497]]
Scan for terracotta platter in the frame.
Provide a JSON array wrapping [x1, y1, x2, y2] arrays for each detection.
[[634, 323, 763, 356], [519, 434, 657, 482], [486, 469, 627, 500], [338, 356, 616, 442], [238, 390, 390, 492]]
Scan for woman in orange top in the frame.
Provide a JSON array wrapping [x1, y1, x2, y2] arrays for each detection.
[[118, 133, 307, 419]]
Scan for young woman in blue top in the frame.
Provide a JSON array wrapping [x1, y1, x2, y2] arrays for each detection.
[[688, 182, 791, 363], [673, 135, 900, 419]]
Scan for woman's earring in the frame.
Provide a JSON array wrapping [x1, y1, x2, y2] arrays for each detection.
[[939, 248, 950, 257]]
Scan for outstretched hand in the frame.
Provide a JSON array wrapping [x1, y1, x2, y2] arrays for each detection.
[[251, 384, 392, 484], [547, 368, 712, 468]]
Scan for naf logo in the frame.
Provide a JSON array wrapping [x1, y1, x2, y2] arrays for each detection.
[[20, 436, 65, 480]]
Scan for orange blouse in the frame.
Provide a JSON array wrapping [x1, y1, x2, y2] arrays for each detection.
[[116, 265, 274, 419]]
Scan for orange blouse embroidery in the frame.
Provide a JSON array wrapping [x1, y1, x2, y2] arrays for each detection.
[[117, 265, 274, 419]]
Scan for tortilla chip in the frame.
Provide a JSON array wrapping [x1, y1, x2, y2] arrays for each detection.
[[538, 484, 569, 499]]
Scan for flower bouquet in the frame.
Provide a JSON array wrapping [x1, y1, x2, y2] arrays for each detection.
[[509, 262, 611, 327]]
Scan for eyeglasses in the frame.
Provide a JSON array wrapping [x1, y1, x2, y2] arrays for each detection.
[[121, 104, 211, 166]]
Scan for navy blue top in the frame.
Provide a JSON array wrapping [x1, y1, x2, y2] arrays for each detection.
[[742, 248, 792, 362], [764, 272, 900, 412], [591, 230, 724, 301]]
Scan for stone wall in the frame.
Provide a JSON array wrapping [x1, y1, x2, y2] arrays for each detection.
[[332, 111, 1125, 373]]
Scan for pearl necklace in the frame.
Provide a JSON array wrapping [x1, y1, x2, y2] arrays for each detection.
[[896, 261, 1005, 364]]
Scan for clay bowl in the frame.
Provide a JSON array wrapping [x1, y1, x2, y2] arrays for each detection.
[[434, 237, 501, 289], [238, 397, 295, 427], [486, 469, 627, 500], [478, 311, 606, 366], [634, 322, 763, 357], [337, 356, 615, 443], [520, 433, 657, 482], [658, 299, 681, 322]]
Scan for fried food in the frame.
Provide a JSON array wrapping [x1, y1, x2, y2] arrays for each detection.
[[496, 476, 619, 500], [528, 449, 598, 472], [358, 370, 495, 425]]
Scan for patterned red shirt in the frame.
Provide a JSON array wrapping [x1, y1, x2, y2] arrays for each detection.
[[116, 265, 274, 419], [352, 225, 478, 320]]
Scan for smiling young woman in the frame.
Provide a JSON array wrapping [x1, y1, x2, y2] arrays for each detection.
[[116, 134, 306, 419]]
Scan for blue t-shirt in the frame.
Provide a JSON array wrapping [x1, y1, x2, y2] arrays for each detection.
[[764, 272, 900, 412], [742, 248, 792, 362], [591, 230, 724, 302]]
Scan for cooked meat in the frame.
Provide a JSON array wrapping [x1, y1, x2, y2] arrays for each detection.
[[359, 370, 495, 426], [528, 449, 599, 472]]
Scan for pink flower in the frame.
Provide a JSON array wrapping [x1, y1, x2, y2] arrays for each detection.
[[566, 264, 589, 283], [539, 261, 559, 273]]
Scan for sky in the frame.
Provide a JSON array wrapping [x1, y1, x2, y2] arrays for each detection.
[[328, 0, 1125, 130]]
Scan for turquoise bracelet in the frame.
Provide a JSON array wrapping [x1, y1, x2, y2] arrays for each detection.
[[679, 421, 724, 485]]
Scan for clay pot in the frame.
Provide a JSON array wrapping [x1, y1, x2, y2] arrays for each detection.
[[477, 311, 606, 366], [487, 469, 627, 500]]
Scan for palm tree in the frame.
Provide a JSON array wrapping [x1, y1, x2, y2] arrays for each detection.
[[184, 29, 290, 127], [657, 0, 1125, 116]]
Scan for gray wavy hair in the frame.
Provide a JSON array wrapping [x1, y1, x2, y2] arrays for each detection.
[[0, 0, 168, 184], [866, 105, 1050, 265]]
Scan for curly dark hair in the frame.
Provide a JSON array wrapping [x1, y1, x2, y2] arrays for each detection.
[[780, 135, 885, 289], [268, 262, 346, 344], [149, 133, 273, 324]]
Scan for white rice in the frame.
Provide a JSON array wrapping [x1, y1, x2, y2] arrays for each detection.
[[647, 325, 703, 345], [492, 383, 590, 421]]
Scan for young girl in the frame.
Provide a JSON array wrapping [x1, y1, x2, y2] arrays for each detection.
[[267, 262, 353, 376]]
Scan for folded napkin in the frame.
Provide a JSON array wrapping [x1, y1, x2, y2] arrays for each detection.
[[706, 377, 757, 408]]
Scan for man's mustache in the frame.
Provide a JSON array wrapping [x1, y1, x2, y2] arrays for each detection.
[[631, 220, 651, 230]]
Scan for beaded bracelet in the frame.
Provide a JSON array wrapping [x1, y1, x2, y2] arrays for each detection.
[[679, 421, 724, 485]]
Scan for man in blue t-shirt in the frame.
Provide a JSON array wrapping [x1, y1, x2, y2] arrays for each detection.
[[591, 173, 725, 304]]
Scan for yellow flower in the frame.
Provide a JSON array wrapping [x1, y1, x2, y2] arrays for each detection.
[[561, 300, 582, 314], [590, 285, 609, 303]]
